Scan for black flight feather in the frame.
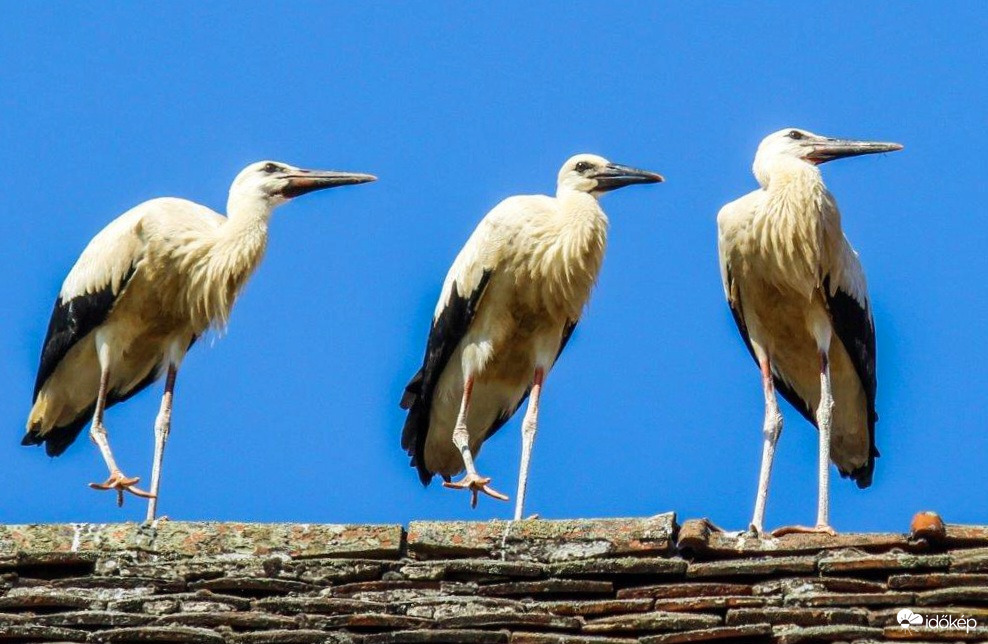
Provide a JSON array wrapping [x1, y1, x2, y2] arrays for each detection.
[[400, 270, 493, 485], [823, 275, 879, 488], [32, 266, 136, 401]]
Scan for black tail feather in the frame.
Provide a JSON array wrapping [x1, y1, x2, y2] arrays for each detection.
[[400, 371, 435, 486], [21, 363, 163, 458], [22, 412, 91, 457]]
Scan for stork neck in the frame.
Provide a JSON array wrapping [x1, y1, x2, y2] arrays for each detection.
[[218, 195, 272, 267], [226, 192, 277, 232], [217, 194, 273, 272], [756, 156, 823, 193], [184, 196, 273, 331], [556, 187, 603, 214]]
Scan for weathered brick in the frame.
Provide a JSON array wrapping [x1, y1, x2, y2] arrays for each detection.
[[639, 624, 773, 643], [90, 625, 227, 643], [548, 557, 686, 578], [479, 579, 613, 597], [438, 612, 581, 630], [889, 572, 988, 589], [0, 522, 403, 560], [364, 630, 510, 643], [254, 596, 387, 615], [941, 524, 988, 549], [510, 635, 639, 644], [401, 559, 546, 581], [282, 558, 393, 584], [0, 586, 96, 611], [676, 518, 910, 558], [786, 591, 914, 607], [155, 610, 297, 629], [818, 551, 950, 574], [0, 613, 30, 626], [687, 556, 817, 578], [883, 624, 988, 641], [408, 515, 676, 561], [915, 586, 988, 605], [34, 610, 155, 627], [537, 599, 654, 617], [234, 630, 359, 643], [775, 624, 882, 643], [0, 624, 89, 641], [582, 611, 722, 634], [314, 612, 434, 629], [109, 589, 252, 613], [726, 607, 869, 627], [752, 576, 886, 596], [189, 575, 318, 595], [950, 547, 988, 573], [399, 596, 528, 620], [2, 517, 988, 644], [652, 595, 772, 612], [618, 583, 752, 600]]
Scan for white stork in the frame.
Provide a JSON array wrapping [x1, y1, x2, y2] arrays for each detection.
[[717, 128, 902, 535], [23, 161, 376, 520], [400, 154, 663, 519]]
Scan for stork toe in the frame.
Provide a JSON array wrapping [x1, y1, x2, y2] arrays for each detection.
[[443, 474, 509, 508], [89, 471, 155, 507]]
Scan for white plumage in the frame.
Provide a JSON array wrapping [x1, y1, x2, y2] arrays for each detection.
[[718, 128, 902, 534], [24, 161, 375, 519], [401, 154, 663, 519]]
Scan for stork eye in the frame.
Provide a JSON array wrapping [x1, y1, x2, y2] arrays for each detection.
[[263, 163, 279, 174], [574, 161, 594, 173], [787, 130, 804, 140]]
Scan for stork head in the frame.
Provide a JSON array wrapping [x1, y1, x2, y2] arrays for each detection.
[[557, 154, 664, 197], [753, 128, 903, 187], [229, 161, 377, 210]]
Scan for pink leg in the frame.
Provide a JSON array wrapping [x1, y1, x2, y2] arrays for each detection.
[[514, 368, 544, 521], [750, 356, 782, 534], [88, 365, 153, 506], [443, 376, 508, 507]]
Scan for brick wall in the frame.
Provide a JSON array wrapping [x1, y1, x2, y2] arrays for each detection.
[[0, 513, 986, 643]]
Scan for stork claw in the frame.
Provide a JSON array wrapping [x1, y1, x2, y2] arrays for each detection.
[[770, 524, 837, 538], [89, 471, 155, 507], [443, 473, 509, 508]]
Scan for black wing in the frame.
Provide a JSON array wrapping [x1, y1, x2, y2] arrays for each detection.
[[22, 266, 137, 455], [32, 268, 135, 401], [725, 267, 817, 427], [824, 275, 879, 488], [400, 270, 493, 485]]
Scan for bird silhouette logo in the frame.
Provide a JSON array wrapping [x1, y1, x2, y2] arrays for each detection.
[[897, 609, 923, 629]]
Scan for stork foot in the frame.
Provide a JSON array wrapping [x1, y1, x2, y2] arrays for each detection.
[[744, 524, 764, 538], [443, 473, 509, 508], [89, 471, 155, 508], [770, 524, 837, 537]]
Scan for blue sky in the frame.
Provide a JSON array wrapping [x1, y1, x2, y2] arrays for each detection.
[[1, 3, 985, 532]]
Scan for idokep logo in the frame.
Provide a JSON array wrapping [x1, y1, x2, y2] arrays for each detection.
[[897, 609, 923, 628], [898, 609, 978, 633]]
